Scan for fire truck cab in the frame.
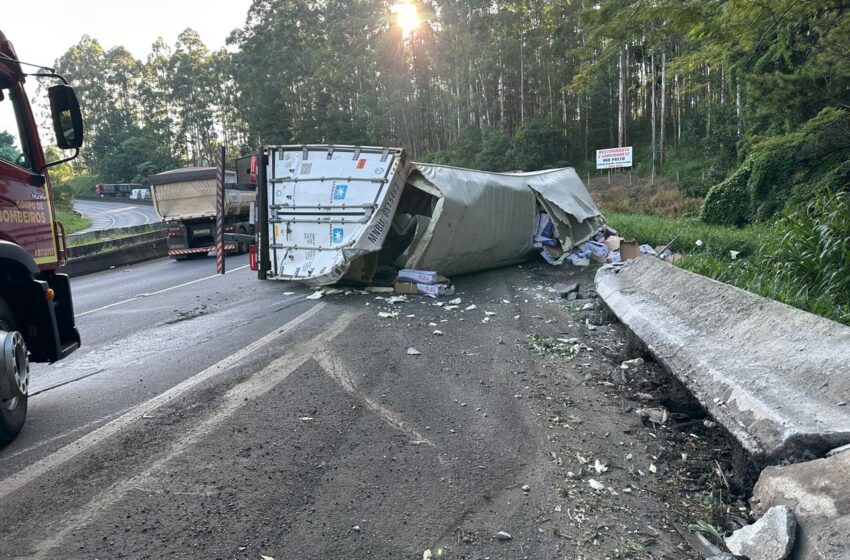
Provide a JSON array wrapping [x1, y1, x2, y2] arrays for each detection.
[[0, 30, 84, 444]]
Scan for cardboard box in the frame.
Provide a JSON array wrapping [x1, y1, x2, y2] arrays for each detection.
[[605, 236, 623, 252], [620, 238, 640, 261], [397, 269, 441, 284], [394, 281, 455, 297]]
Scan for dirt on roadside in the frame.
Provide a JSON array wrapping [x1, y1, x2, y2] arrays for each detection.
[[433, 263, 755, 560]]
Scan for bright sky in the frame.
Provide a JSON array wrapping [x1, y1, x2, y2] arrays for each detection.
[[1, 0, 252, 144], [3, 0, 253, 66]]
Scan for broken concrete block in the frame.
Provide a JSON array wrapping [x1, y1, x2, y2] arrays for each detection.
[[752, 451, 850, 559], [725, 505, 796, 560], [553, 282, 579, 297]]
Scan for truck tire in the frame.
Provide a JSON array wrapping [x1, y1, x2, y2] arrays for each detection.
[[0, 298, 27, 446], [238, 227, 248, 255]]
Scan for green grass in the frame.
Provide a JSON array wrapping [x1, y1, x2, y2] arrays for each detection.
[[604, 211, 769, 258], [605, 190, 850, 326], [56, 209, 90, 234]]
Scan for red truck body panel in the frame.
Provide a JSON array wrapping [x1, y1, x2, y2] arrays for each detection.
[[0, 31, 61, 271]]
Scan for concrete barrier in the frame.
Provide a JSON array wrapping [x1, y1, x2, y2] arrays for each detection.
[[68, 223, 164, 243], [63, 237, 168, 277], [67, 229, 166, 259], [596, 257, 850, 463]]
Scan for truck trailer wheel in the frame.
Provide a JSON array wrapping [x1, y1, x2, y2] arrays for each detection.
[[0, 298, 27, 445]]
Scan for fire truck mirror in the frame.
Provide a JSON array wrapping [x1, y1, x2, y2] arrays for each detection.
[[48, 84, 83, 150]]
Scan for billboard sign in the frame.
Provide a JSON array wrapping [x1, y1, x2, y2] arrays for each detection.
[[596, 146, 633, 170]]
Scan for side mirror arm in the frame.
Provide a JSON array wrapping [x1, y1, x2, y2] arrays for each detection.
[[40, 148, 79, 174]]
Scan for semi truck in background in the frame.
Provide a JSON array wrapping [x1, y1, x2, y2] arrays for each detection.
[[149, 164, 257, 260], [0, 30, 85, 444], [95, 183, 141, 198]]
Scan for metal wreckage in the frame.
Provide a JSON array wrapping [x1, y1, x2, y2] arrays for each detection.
[[256, 145, 605, 286]]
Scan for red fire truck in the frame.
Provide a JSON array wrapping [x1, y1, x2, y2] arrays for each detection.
[[0, 31, 84, 444]]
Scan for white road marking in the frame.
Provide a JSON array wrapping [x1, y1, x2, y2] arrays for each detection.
[[0, 407, 131, 463], [23, 310, 356, 556], [0, 302, 327, 502], [76, 264, 250, 317]]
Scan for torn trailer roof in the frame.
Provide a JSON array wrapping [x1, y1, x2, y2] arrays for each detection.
[[262, 145, 604, 285], [149, 167, 251, 221]]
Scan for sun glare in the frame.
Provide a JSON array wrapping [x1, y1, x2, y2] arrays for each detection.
[[393, 2, 421, 38]]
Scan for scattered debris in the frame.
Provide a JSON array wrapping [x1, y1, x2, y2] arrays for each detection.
[[522, 484, 530, 492], [465, 304, 477, 311], [588, 479, 606, 491], [299, 417, 314, 422], [553, 282, 579, 297], [306, 291, 324, 300], [637, 407, 669, 425], [495, 531, 513, 541], [353, 525, 361, 532], [378, 311, 398, 319], [365, 286, 394, 293], [433, 330, 444, 336], [621, 357, 645, 369], [594, 459, 608, 474], [407, 347, 421, 355], [827, 442, 850, 457], [674, 523, 734, 560], [725, 505, 796, 560]]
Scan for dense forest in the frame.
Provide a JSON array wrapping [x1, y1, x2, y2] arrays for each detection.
[[44, 0, 849, 229]]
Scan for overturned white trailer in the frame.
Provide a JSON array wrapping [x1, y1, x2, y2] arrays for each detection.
[[257, 145, 604, 285]]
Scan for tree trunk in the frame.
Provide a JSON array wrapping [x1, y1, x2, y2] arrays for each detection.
[[660, 50, 666, 164], [736, 72, 742, 136], [498, 66, 505, 125], [676, 73, 681, 143], [651, 52, 657, 184], [520, 33, 526, 123], [585, 94, 590, 162], [706, 64, 711, 136]]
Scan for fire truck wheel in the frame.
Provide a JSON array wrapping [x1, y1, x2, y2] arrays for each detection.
[[0, 298, 27, 445]]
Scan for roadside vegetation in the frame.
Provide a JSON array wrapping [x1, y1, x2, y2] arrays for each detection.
[[604, 190, 850, 326], [46, 149, 90, 234]]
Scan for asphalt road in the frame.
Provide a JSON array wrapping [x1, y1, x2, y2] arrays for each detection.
[[72, 198, 161, 235], [0, 260, 740, 559]]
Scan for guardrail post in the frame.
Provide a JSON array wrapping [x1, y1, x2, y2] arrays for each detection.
[[216, 145, 226, 275]]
